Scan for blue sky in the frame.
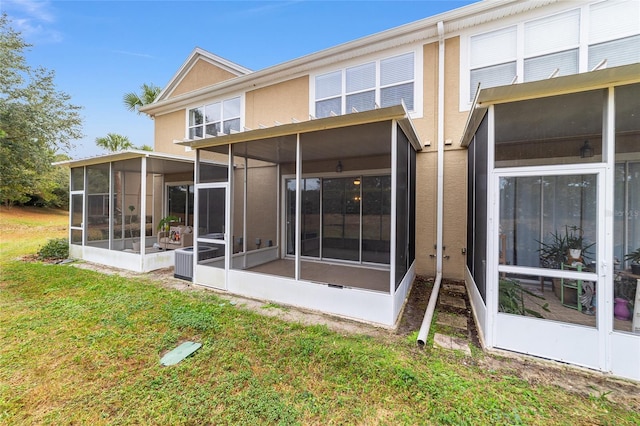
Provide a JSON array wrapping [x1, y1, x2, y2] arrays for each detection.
[[2, 0, 477, 159]]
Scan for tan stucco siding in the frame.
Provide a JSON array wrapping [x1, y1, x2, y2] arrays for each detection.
[[170, 59, 238, 98], [441, 149, 467, 279], [444, 37, 467, 148], [154, 110, 193, 157], [413, 37, 468, 280], [416, 41, 439, 149], [415, 150, 438, 277], [245, 76, 309, 129], [442, 36, 468, 279]]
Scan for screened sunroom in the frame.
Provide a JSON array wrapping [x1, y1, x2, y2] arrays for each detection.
[[183, 105, 420, 326], [464, 64, 640, 381], [58, 151, 217, 272]]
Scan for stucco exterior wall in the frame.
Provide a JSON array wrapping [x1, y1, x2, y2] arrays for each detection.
[[442, 36, 468, 279], [413, 41, 439, 278], [245, 76, 309, 128], [154, 110, 193, 157], [151, 36, 468, 280], [412, 36, 467, 280], [170, 59, 238, 98]]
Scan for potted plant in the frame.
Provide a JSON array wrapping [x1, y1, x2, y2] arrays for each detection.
[[564, 225, 594, 263], [624, 247, 640, 275], [128, 205, 140, 252], [538, 225, 594, 301], [539, 225, 594, 267], [158, 215, 180, 251]]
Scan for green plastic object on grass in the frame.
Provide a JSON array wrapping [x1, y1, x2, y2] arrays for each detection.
[[160, 341, 202, 366]]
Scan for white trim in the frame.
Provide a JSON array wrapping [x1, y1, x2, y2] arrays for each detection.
[[485, 105, 496, 346], [184, 94, 245, 141], [142, 1, 558, 117], [309, 48, 424, 120], [227, 269, 396, 326], [295, 134, 301, 280], [157, 47, 252, 102], [390, 120, 397, 295], [458, 0, 640, 111]]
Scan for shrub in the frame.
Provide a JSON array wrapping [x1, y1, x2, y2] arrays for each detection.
[[37, 238, 69, 261]]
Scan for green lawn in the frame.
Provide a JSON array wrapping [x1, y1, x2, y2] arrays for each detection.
[[1, 207, 638, 425]]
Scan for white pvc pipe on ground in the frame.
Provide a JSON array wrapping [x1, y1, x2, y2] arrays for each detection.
[[417, 273, 442, 345]]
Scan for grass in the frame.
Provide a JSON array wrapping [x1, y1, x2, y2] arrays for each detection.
[[1, 207, 639, 425]]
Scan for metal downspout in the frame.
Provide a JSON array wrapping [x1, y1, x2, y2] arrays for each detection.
[[417, 21, 445, 346]]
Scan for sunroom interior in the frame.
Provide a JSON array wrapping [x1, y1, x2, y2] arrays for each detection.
[[188, 106, 419, 325], [464, 64, 640, 379], [64, 151, 207, 272], [468, 71, 639, 329]]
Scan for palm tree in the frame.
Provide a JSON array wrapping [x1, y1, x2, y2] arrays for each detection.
[[123, 83, 161, 115], [95, 133, 134, 152]]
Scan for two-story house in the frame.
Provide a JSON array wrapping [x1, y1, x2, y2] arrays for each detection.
[[59, 0, 640, 381]]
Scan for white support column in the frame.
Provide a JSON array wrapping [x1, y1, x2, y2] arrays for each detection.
[[192, 150, 200, 283], [108, 162, 114, 251], [83, 166, 88, 246], [601, 86, 616, 372], [486, 104, 496, 348], [295, 134, 302, 280], [140, 156, 147, 257], [226, 145, 233, 273], [243, 154, 248, 266], [390, 122, 397, 294]]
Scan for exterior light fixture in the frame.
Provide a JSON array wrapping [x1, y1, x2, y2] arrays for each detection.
[[580, 140, 594, 158], [336, 161, 343, 173], [353, 178, 361, 185]]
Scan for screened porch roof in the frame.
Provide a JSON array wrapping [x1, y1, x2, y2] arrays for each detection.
[[176, 104, 422, 164], [53, 150, 220, 175], [460, 63, 640, 147]]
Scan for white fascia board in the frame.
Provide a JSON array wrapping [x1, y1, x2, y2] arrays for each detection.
[[155, 47, 253, 103], [142, 0, 558, 117], [53, 149, 195, 168]]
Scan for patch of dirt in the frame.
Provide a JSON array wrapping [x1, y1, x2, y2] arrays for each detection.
[[46, 260, 640, 410]]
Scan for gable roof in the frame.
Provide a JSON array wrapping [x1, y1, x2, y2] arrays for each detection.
[[156, 47, 253, 102]]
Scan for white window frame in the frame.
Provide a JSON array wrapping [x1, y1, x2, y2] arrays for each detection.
[[460, 0, 640, 111], [186, 94, 244, 140], [310, 49, 423, 119]]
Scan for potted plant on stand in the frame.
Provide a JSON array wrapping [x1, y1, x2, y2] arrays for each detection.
[[624, 247, 640, 275], [538, 225, 594, 301], [564, 225, 594, 265], [128, 205, 140, 252]]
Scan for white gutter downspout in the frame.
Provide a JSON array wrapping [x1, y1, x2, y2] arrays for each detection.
[[417, 20, 445, 346]]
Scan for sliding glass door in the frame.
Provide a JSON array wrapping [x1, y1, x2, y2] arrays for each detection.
[[167, 184, 194, 226], [285, 175, 390, 265]]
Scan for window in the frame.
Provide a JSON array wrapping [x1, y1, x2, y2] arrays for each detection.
[[187, 96, 241, 139], [469, 26, 517, 100], [466, 1, 640, 102], [314, 52, 415, 118]]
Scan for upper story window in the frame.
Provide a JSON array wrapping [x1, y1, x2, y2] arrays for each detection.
[[187, 96, 241, 139], [314, 52, 415, 118], [466, 0, 640, 102]]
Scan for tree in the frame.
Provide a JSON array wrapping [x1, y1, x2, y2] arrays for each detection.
[[123, 83, 161, 115], [95, 133, 134, 152], [0, 14, 83, 206]]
